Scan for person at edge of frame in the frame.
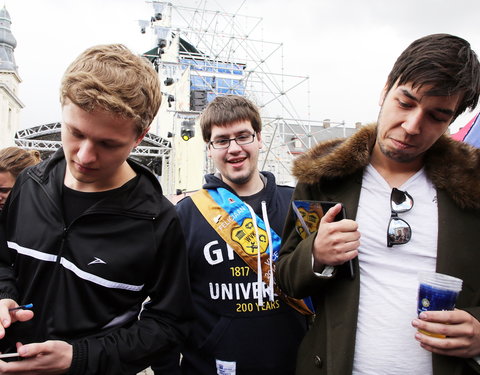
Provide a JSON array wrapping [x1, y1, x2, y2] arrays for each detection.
[[0, 147, 41, 212], [276, 33, 480, 375]]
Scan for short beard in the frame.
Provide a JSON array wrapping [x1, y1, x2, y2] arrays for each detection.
[[376, 107, 421, 164], [224, 173, 252, 186], [378, 140, 419, 163]]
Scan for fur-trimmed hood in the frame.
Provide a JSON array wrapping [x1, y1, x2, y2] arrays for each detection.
[[293, 124, 480, 210]]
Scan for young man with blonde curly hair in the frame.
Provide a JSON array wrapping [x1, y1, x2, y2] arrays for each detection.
[[0, 44, 193, 374]]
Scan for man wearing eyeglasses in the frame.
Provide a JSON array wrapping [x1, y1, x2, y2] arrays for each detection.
[[153, 95, 308, 375], [276, 33, 480, 375]]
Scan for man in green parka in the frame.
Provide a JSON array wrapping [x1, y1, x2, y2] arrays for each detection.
[[276, 33, 480, 375]]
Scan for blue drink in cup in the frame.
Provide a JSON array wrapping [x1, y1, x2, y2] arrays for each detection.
[[417, 272, 463, 338]]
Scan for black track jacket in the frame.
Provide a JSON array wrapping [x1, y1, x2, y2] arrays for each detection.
[[0, 149, 193, 374]]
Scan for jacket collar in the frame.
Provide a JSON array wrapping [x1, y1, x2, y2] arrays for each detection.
[[28, 148, 164, 215], [31, 148, 161, 188], [293, 124, 480, 210], [203, 171, 277, 201]]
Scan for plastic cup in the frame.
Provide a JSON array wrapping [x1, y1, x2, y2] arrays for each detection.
[[417, 272, 463, 338]]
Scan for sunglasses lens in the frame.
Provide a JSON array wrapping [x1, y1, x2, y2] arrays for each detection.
[[387, 217, 412, 246], [391, 188, 414, 213]]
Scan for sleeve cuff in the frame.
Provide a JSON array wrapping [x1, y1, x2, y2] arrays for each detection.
[[311, 255, 334, 277], [67, 342, 87, 375]]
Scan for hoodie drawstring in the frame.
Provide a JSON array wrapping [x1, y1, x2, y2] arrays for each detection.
[[245, 201, 275, 307], [261, 200, 275, 302]]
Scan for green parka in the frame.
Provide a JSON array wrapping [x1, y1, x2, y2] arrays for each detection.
[[276, 125, 480, 375]]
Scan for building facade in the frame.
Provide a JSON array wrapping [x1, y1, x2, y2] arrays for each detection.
[[0, 6, 23, 148]]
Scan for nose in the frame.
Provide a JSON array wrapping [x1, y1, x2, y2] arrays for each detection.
[[401, 110, 422, 135], [226, 138, 242, 152], [77, 140, 97, 165]]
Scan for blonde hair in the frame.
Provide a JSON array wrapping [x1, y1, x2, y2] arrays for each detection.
[[60, 44, 161, 135], [0, 147, 42, 178]]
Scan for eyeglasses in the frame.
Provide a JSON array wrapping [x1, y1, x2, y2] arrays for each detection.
[[209, 133, 255, 149], [387, 188, 413, 247], [0, 187, 13, 194]]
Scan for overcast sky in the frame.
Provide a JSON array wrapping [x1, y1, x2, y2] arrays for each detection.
[[6, 0, 480, 133]]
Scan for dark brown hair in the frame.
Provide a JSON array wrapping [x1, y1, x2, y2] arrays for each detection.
[[200, 95, 262, 142], [386, 33, 480, 120]]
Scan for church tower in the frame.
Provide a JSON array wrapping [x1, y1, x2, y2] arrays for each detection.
[[0, 6, 23, 147]]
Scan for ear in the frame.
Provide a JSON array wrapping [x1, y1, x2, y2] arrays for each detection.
[[134, 127, 149, 147], [207, 143, 212, 158], [256, 132, 263, 149], [379, 83, 388, 106]]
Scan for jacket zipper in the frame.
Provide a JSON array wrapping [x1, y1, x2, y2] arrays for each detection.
[[26, 171, 155, 340]]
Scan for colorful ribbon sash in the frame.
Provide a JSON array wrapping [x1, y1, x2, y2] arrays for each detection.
[[191, 188, 314, 315]]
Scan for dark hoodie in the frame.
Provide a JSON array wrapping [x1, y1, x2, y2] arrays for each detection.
[[175, 172, 307, 375]]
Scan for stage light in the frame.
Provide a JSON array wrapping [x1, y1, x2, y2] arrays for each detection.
[[181, 128, 194, 141], [167, 95, 175, 108], [164, 77, 174, 86], [180, 120, 195, 141], [153, 3, 165, 21], [138, 20, 149, 34]]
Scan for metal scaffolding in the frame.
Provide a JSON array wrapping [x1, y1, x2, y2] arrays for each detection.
[[15, 123, 172, 175], [141, 0, 356, 193], [14, 1, 358, 196]]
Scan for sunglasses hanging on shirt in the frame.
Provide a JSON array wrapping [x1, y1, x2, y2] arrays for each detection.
[[387, 188, 413, 247]]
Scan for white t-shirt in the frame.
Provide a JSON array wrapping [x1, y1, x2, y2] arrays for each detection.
[[352, 165, 437, 375]]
